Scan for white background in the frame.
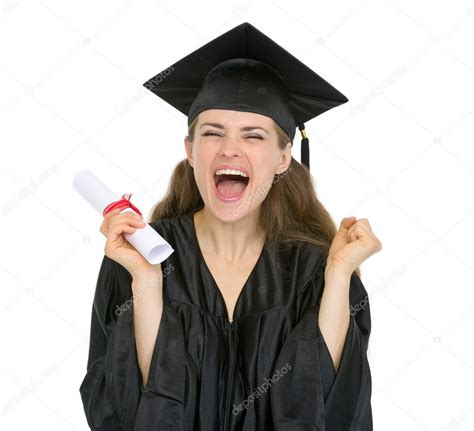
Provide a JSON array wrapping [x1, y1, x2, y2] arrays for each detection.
[[0, 0, 472, 429]]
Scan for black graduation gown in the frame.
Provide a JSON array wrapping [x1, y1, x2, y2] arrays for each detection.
[[79, 210, 372, 430]]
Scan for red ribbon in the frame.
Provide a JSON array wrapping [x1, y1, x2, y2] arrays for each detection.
[[102, 193, 142, 217]]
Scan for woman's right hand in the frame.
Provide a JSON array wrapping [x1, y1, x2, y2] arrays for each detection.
[[100, 208, 155, 278]]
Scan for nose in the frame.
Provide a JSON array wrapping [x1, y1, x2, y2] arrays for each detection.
[[219, 135, 243, 158]]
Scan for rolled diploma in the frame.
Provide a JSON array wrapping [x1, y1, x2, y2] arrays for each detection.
[[73, 169, 174, 264]]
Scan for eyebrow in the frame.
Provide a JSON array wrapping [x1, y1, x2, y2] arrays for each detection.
[[199, 122, 269, 134]]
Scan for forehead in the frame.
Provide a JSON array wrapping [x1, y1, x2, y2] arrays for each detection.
[[197, 109, 274, 129]]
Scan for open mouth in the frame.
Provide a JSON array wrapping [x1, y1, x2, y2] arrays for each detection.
[[213, 172, 250, 201]]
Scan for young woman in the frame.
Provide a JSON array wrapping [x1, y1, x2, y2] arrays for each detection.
[[80, 23, 381, 430]]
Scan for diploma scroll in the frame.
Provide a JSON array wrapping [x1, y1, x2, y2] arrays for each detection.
[[73, 169, 174, 264]]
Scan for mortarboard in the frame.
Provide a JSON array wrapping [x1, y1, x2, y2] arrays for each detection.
[[142, 22, 348, 171]]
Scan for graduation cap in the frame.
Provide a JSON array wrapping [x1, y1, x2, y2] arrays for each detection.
[[142, 22, 348, 171]]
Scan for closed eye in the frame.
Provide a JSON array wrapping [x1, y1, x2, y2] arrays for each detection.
[[203, 132, 263, 140]]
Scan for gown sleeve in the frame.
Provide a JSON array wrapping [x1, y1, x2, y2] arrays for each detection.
[[79, 254, 143, 430], [80, 249, 199, 429], [316, 271, 372, 430], [270, 261, 372, 430]]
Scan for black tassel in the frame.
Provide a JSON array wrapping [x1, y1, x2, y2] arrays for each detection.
[[298, 124, 310, 170]]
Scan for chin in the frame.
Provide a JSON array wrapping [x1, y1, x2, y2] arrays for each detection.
[[205, 196, 258, 224]]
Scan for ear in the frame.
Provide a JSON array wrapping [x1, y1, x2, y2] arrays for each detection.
[[184, 136, 194, 168], [276, 141, 292, 174]]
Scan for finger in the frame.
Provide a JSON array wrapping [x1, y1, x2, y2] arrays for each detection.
[[348, 223, 380, 251], [347, 222, 368, 242], [347, 224, 358, 242], [357, 218, 372, 230], [104, 209, 142, 230], [101, 209, 122, 234], [338, 216, 356, 233], [103, 208, 122, 221], [108, 217, 145, 233], [350, 226, 366, 243], [112, 211, 143, 224], [108, 223, 139, 243], [106, 211, 142, 229], [329, 217, 357, 254]]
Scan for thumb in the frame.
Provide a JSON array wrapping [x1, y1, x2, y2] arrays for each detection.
[[329, 216, 357, 255], [338, 216, 356, 233]]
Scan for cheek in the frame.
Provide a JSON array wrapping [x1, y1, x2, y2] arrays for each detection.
[[255, 170, 282, 191], [252, 140, 280, 160], [192, 147, 215, 182], [253, 169, 277, 187], [250, 147, 281, 175]]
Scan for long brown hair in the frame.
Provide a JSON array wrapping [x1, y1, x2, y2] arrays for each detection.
[[149, 115, 361, 278]]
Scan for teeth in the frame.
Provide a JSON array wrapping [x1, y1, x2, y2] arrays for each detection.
[[215, 169, 249, 178]]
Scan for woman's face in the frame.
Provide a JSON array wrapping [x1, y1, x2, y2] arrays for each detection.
[[185, 109, 291, 222]]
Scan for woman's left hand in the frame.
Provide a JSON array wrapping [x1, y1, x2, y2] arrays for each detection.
[[327, 217, 382, 276]]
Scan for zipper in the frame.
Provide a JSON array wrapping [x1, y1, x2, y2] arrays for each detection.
[[223, 320, 237, 430]]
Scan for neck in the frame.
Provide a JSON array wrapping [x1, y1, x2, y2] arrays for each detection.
[[193, 207, 266, 264]]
